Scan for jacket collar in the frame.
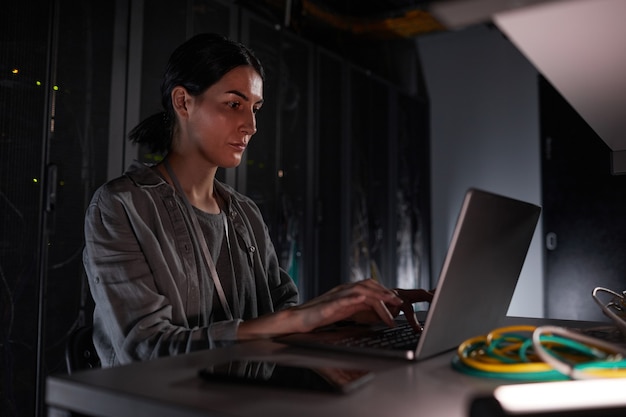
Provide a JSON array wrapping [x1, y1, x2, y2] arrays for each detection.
[[124, 160, 164, 187], [124, 160, 242, 208]]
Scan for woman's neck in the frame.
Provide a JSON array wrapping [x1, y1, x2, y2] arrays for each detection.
[[159, 154, 221, 214]]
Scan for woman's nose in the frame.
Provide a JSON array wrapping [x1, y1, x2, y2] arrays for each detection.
[[241, 111, 257, 136]]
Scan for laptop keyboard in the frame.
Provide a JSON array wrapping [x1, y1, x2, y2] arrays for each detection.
[[327, 321, 420, 350]]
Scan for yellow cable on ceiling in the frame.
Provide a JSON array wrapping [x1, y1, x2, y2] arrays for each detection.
[[301, 1, 446, 38]]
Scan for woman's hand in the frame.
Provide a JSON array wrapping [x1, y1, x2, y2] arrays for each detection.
[[237, 280, 433, 339], [389, 289, 434, 331], [347, 288, 434, 332], [289, 278, 405, 332], [238, 279, 403, 338]]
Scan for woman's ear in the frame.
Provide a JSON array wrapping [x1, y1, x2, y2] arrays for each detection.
[[171, 86, 189, 118]]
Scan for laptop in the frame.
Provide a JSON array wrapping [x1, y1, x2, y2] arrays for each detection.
[[276, 188, 541, 361]]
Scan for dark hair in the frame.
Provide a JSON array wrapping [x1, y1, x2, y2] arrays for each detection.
[[128, 33, 265, 154]]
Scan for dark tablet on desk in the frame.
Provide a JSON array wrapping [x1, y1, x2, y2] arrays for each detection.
[[198, 360, 373, 394]]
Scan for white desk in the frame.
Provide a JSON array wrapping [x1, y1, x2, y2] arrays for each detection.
[[45, 317, 616, 417]]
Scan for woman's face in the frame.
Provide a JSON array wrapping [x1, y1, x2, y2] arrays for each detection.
[[174, 65, 264, 169]]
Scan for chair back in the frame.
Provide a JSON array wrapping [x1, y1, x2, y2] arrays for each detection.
[[65, 325, 101, 374]]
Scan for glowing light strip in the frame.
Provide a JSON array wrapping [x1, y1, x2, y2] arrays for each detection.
[[494, 378, 626, 413]]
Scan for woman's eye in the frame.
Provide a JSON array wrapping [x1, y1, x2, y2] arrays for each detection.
[[228, 101, 240, 109]]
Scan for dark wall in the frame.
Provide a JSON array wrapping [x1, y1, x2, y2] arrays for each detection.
[[540, 76, 626, 321], [1, 2, 50, 417], [1, 1, 114, 416]]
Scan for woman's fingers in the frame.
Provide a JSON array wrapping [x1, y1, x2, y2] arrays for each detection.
[[392, 289, 435, 331], [295, 294, 365, 331], [296, 281, 436, 333], [339, 280, 403, 325], [400, 306, 423, 332], [394, 288, 434, 304], [295, 280, 403, 330]]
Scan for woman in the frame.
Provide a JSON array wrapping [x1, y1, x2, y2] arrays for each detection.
[[83, 33, 432, 367]]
